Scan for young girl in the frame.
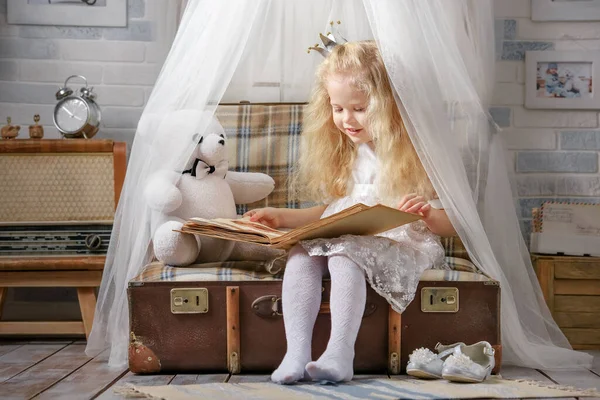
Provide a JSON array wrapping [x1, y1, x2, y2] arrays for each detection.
[[244, 41, 457, 384]]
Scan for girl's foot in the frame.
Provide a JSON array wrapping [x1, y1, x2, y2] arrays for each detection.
[[271, 354, 310, 384], [305, 350, 354, 383]]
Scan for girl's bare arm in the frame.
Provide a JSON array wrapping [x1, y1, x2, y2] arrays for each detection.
[[244, 205, 327, 229]]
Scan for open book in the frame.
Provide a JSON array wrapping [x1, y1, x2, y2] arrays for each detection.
[[180, 203, 421, 249]]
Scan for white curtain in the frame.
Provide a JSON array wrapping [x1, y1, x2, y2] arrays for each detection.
[[176, 0, 189, 26], [363, 0, 591, 370], [87, 0, 593, 370]]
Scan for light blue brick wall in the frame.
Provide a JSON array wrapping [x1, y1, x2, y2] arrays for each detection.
[[517, 152, 598, 173], [517, 176, 600, 197], [491, 4, 600, 247], [561, 131, 600, 150], [489, 107, 511, 127], [103, 20, 153, 42], [503, 20, 516, 40], [495, 19, 518, 59], [520, 219, 532, 247], [501, 41, 554, 61], [129, 0, 145, 18]]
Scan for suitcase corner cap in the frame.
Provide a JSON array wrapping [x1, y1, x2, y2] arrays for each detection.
[[129, 332, 161, 373]]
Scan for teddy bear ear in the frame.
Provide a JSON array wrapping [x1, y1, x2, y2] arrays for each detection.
[[192, 133, 203, 144]]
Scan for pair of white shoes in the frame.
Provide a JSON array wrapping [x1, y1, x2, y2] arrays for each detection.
[[406, 341, 495, 383]]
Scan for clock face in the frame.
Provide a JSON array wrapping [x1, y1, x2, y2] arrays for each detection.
[[54, 97, 89, 133]]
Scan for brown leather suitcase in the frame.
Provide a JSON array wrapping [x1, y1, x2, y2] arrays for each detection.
[[128, 264, 501, 375], [128, 104, 501, 375]]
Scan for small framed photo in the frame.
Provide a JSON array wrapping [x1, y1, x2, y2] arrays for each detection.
[[7, 0, 126, 27], [525, 51, 600, 110], [532, 0, 600, 21]]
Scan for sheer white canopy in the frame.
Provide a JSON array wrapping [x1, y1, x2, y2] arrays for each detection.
[[87, 0, 593, 370]]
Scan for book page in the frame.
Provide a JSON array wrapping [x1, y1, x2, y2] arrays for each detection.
[[228, 218, 286, 238], [188, 216, 285, 239]]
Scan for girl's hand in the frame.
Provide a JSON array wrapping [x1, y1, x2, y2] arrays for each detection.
[[397, 193, 432, 220], [243, 207, 283, 229]]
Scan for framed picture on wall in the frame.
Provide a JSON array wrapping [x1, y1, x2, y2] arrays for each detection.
[[7, 0, 126, 27], [532, 0, 600, 21], [525, 51, 600, 110]]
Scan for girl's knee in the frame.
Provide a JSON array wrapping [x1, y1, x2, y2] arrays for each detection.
[[328, 255, 363, 274], [285, 244, 327, 274], [288, 244, 309, 260]]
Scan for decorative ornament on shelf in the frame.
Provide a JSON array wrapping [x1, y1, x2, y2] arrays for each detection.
[[1, 117, 20, 140], [29, 114, 44, 139], [307, 20, 348, 57], [53, 74, 101, 139]]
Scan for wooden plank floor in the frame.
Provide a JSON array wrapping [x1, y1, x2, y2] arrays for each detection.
[[0, 340, 598, 400]]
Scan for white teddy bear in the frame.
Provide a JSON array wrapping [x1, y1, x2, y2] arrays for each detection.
[[144, 111, 277, 266]]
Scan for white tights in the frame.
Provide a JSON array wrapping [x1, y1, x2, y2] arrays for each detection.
[[271, 244, 366, 384]]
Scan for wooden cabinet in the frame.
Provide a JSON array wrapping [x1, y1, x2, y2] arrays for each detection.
[[531, 254, 600, 350], [0, 139, 126, 338]]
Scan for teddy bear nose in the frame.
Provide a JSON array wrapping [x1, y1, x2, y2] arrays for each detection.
[[218, 139, 225, 145]]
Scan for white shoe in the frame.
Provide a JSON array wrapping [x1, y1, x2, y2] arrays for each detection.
[[441, 341, 495, 383], [406, 342, 463, 379]]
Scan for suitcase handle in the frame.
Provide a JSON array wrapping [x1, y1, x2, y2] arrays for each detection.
[[251, 295, 378, 319]]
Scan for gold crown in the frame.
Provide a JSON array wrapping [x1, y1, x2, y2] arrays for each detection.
[[307, 20, 348, 57]]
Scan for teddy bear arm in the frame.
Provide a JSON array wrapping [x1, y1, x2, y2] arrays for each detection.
[[226, 171, 275, 205], [144, 171, 183, 212]]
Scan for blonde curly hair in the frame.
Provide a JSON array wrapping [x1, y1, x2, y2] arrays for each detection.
[[296, 40, 435, 204]]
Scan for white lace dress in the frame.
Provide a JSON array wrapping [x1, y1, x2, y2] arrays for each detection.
[[301, 143, 449, 313]]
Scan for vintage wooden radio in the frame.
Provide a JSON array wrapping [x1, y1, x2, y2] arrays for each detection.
[[0, 139, 126, 338]]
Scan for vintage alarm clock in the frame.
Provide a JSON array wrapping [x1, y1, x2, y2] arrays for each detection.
[[53, 74, 101, 139]]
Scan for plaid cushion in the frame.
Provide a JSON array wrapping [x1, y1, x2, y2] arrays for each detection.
[[446, 256, 478, 273], [214, 104, 472, 262], [132, 261, 283, 283], [441, 236, 470, 260], [132, 258, 489, 283], [215, 104, 305, 212]]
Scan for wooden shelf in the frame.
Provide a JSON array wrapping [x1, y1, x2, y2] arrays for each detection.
[[532, 254, 600, 349]]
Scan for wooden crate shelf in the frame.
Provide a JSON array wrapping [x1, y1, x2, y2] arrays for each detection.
[[532, 254, 600, 350]]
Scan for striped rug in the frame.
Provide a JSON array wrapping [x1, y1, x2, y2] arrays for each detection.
[[116, 376, 600, 399]]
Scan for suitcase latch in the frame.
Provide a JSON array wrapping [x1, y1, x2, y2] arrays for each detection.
[[420, 287, 459, 313], [252, 295, 282, 318], [171, 288, 209, 314]]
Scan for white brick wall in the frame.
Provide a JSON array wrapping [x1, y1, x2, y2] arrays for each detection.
[[518, 19, 600, 40], [495, 61, 518, 82], [0, 0, 172, 143], [492, 83, 524, 105], [494, 0, 531, 18], [493, 0, 600, 245], [503, 129, 556, 150], [513, 108, 598, 128], [0, 0, 176, 316]]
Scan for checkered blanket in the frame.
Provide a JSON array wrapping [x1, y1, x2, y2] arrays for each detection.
[[131, 256, 488, 283]]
